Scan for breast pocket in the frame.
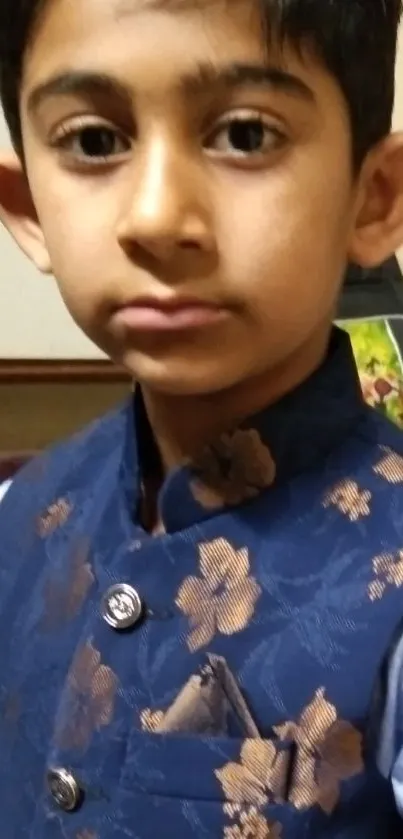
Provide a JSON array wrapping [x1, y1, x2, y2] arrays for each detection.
[[116, 731, 292, 839], [119, 730, 245, 801]]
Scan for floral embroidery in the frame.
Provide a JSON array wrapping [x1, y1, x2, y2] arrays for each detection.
[[176, 538, 261, 651], [323, 479, 371, 521], [368, 550, 403, 601], [373, 446, 403, 484], [2, 691, 21, 726], [216, 689, 363, 818], [54, 641, 117, 750], [37, 497, 72, 536], [41, 539, 94, 629], [190, 429, 276, 510], [223, 804, 281, 839], [140, 708, 165, 732], [216, 739, 286, 806], [76, 831, 98, 839], [274, 688, 363, 813]]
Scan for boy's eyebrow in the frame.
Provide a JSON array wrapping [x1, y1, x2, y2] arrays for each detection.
[[26, 62, 315, 114], [180, 61, 316, 103], [26, 72, 133, 114]]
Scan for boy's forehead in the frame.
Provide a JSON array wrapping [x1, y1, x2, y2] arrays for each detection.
[[25, 0, 268, 76], [115, 0, 209, 13], [30, 0, 256, 46], [23, 0, 341, 118], [58, 0, 235, 20]]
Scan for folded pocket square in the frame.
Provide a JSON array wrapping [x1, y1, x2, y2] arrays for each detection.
[[154, 655, 260, 737]]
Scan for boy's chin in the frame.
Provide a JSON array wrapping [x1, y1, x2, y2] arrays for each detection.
[[132, 372, 232, 398], [121, 353, 240, 398]]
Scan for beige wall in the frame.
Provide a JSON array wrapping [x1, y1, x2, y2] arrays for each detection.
[[1, 30, 403, 359], [0, 227, 103, 358], [0, 124, 103, 358]]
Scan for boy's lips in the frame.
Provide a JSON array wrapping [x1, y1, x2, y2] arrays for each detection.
[[112, 297, 228, 332]]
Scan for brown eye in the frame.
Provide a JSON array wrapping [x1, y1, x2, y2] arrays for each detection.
[[53, 123, 130, 162], [227, 118, 265, 153], [207, 115, 284, 157], [78, 126, 120, 157]]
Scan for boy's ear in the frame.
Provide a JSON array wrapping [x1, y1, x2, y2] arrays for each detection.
[[348, 133, 403, 268], [0, 150, 52, 274]]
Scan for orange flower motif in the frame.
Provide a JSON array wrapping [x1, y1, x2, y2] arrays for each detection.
[[368, 550, 403, 601], [55, 641, 118, 750], [323, 479, 371, 521], [2, 691, 21, 727], [274, 688, 363, 814], [41, 539, 94, 629], [223, 805, 281, 839], [76, 831, 98, 839], [216, 689, 363, 817], [140, 708, 165, 732], [176, 538, 261, 651], [216, 739, 286, 807], [37, 497, 72, 536], [373, 446, 403, 484], [190, 429, 276, 510]]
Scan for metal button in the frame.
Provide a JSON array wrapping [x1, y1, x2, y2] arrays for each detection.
[[101, 583, 143, 630], [47, 767, 81, 812]]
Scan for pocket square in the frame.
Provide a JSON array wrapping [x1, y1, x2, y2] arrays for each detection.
[[154, 655, 260, 737]]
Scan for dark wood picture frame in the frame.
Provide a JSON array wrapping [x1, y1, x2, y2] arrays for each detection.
[[0, 359, 130, 455], [0, 359, 128, 383]]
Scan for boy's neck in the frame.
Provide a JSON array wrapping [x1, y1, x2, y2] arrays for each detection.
[[141, 326, 331, 475]]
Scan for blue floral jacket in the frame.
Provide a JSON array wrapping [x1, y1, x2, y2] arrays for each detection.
[[1, 328, 403, 838]]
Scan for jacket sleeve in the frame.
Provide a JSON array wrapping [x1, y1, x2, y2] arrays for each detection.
[[377, 630, 403, 817]]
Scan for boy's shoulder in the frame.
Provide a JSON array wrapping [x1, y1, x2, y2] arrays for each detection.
[[325, 406, 403, 538], [356, 402, 403, 457], [333, 403, 403, 499], [0, 399, 131, 606]]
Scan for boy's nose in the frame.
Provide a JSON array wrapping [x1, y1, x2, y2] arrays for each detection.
[[116, 139, 215, 263]]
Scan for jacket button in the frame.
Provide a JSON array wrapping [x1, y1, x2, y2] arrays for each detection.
[[101, 583, 143, 630], [47, 767, 82, 811]]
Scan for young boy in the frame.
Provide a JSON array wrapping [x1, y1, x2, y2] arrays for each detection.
[[1, 0, 403, 835]]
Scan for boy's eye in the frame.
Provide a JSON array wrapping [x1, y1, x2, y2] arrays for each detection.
[[53, 124, 130, 161], [207, 115, 284, 157], [51, 114, 284, 166]]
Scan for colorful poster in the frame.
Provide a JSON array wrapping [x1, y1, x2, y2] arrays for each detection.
[[339, 318, 403, 427]]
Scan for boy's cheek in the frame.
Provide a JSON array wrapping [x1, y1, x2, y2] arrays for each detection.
[[219, 199, 348, 299]]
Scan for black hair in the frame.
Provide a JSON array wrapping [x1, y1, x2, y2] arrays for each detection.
[[260, 0, 403, 168], [0, 0, 402, 167]]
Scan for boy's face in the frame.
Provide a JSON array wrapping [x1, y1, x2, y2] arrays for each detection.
[[7, 0, 376, 393]]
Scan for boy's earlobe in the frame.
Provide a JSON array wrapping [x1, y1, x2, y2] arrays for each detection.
[[0, 150, 52, 274], [348, 133, 403, 268]]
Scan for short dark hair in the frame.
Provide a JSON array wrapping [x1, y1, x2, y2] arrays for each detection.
[[0, 0, 402, 167]]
